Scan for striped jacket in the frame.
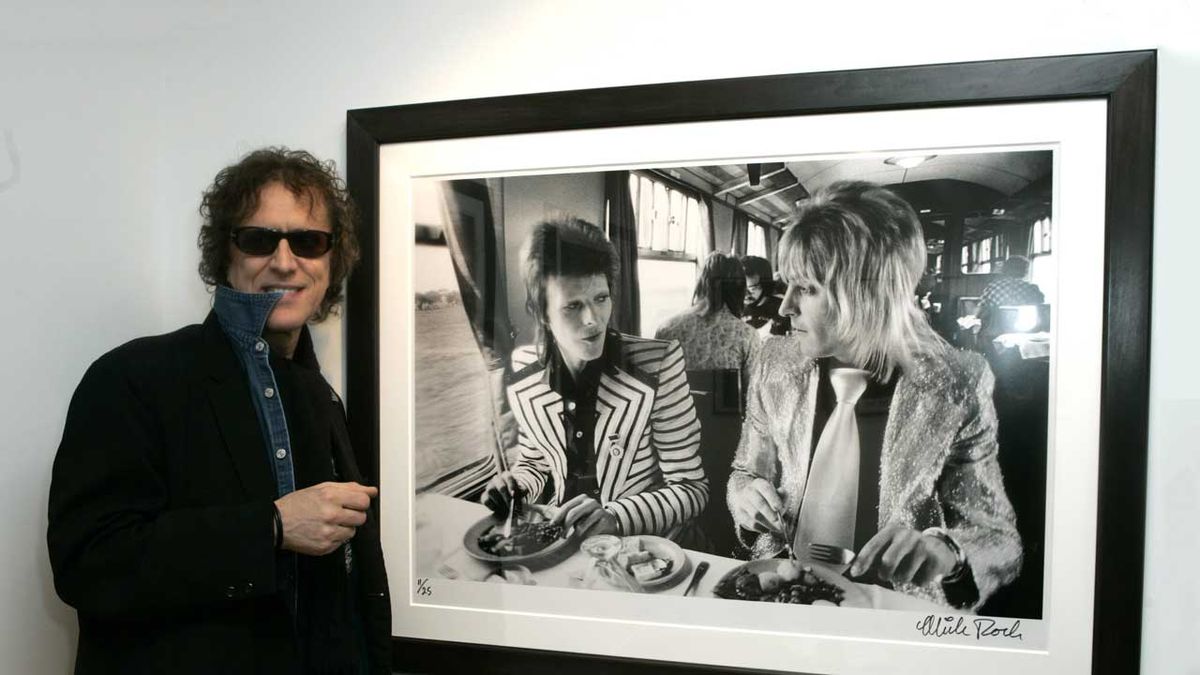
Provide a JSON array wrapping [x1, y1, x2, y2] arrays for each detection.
[[505, 334, 708, 539]]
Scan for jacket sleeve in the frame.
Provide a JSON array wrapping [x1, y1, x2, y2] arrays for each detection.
[[47, 355, 279, 620], [727, 344, 780, 550], [604, 341, 709, 536], [937, 360, 1023, 609], [508, 428, 552, 502]]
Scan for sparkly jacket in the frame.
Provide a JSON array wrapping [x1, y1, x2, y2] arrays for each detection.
[[728, 337, 1022, 610], [505, 334, 708, 540]]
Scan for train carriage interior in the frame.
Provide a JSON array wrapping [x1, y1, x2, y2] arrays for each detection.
[[412, 148, 1053, 618]]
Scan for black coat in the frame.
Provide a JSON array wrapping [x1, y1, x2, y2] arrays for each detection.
[[47, 313, 391, 674]]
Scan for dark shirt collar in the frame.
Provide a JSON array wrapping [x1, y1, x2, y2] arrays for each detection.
[[212, 285, 320, 371], [545, 329, 621, 397], [816, 357, 899, 403]]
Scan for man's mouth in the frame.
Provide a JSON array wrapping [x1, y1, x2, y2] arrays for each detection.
[[582, 333, 603, 344], [264, 285, 303, 298]]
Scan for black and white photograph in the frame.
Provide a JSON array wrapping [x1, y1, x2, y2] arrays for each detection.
[[408, 148, 1054, 626], [354, 54, 1151, 674]]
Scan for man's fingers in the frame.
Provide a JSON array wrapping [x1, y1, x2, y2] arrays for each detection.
[[751, 480, 783, 514], [322, 481, 378, 497], [340, 491, 372, 511], [563, 500, 600, 528], [877, 532, 919, 581], [891, 545, 926, 584], [852, 528, 895, 577], [913, 557, 942, 586], [574, 509, 606, 538], [552, 494, 588, 525], [332, 507, 368, 527], [750, 510, 779, 534], [746, 492, 784, 532], [330, 525, 356, 546]]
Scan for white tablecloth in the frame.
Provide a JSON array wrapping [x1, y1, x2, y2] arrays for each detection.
[[414, 493, 946, 611], [993, 332, 1051, 359]]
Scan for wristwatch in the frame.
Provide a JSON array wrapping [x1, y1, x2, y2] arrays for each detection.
[[922, 527, 966, 582]]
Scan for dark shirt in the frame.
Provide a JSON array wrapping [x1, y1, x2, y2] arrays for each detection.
[[742, 295, 789, 336], [809, 359, 896, 552], [545, 331, 623, 501]]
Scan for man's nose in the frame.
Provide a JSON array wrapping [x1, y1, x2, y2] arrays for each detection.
[[580, 304, 597, 326], [269, 239, 299, 272], [779, 287, 798, 317]]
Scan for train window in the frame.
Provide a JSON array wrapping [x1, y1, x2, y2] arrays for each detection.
[[1031, 217, 1053, 256], [629, 173, 705, 336], [630, 173, 703, 256], [962, 233, 1009, 274], [412, 181, 500, 497], [747, 220, 768, 258]]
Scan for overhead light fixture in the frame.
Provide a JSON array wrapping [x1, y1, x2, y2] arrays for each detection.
[[919, 208, 932, 214], [884, 154, 937, 169], [748, 163, 762, 186]]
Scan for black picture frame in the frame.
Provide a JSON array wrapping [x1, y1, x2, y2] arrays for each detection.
[[346, 51, 1155, 674]]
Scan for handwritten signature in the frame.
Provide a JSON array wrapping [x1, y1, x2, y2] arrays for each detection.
[[915, 615, 1023, 641]]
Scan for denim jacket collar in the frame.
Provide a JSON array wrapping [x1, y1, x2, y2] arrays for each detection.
[[212, 285, 320, 369]]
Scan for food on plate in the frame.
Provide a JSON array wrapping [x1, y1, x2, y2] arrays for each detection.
[[757, 571, 783, 594], [477, 520, 564, 557], [715, 561, 847, 605], [615, 537, 674, 583], [630, 558, 673, 583]]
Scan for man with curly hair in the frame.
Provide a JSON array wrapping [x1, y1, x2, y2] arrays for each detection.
[[48, 148, 391, 674]]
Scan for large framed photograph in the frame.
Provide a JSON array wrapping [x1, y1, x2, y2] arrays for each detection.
[[345, 52, 1155, 674]]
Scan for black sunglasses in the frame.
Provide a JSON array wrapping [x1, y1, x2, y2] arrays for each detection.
[[231, 227, 334, 258]]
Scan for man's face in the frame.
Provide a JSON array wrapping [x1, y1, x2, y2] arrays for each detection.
[[227, 182, 332, 340], [745, 274, 764, 302], [779, 278, 842, 360], [543, 273, 612, 375]]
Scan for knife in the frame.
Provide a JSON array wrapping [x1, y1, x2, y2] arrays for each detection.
[[682, 561, 711, 597]]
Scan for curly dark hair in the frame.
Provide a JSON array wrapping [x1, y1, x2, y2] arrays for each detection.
[[197, 147, 360, 322]]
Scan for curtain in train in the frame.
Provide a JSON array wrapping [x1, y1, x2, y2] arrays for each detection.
[[698, 194, 715, 262], [605, 170, 641, 336], [731, 210, 750, 257], [434, 179, 518, 495]]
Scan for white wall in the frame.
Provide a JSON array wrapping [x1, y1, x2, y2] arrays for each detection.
[[1, 1, 1196, 673]]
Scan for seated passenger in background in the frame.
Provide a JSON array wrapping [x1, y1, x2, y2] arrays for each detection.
[[482, 218, 708, 546], [727, 181, 1021, 610], [656, 252, 759, 555], [655, 252, 760, 378], [975, 255, 1045, 342], [740, 255, 789, 337]]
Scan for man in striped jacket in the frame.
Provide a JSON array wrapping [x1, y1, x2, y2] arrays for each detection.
[[482, 218, 708, 545]]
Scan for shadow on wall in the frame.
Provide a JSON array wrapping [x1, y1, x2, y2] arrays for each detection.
[[37, 463, 79, 674]]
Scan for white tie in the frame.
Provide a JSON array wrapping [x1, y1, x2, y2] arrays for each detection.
[[794, 367, 870, 552]]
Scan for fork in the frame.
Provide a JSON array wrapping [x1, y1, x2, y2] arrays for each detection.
[[502, 491, 523, 538], [806, 542, 857, 575]]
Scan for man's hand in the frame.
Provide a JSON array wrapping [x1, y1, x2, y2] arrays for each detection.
[[481, 471, 519, 516], [850, 524, 958, 585], [275, 482, 377, 556], [551, 494, 618, 538], [729, 478, 786, 534]]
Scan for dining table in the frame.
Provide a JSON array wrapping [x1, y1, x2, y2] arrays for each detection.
[[414, 493, 952, 612]]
